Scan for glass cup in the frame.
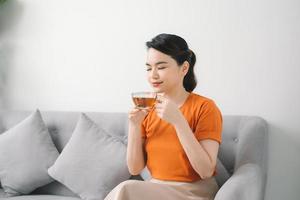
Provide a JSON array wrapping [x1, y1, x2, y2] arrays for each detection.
[[131, 92, 157, 110]]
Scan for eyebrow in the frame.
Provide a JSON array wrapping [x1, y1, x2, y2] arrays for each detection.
[[145, 61, 168, 67]]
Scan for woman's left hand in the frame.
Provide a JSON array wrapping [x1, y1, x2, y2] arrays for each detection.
[[155, 95, 184, 125]]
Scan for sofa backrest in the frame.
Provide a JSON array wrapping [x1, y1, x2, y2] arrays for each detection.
[[0, 110, 268, 197], [0, 110, 129, 153]]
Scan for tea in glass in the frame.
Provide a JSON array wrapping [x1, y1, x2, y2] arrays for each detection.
[[131, 92, 157, 109]]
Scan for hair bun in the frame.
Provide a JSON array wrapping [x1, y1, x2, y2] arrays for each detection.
[[187, 49, 193, 58]]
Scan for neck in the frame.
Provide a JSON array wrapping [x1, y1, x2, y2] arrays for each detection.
[[160, 86, 190, 107]]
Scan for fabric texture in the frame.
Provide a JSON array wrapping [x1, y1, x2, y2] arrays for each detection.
[[140, 159, 230, 187], [0, 195, 80, 200], [215, 159, 230, 187], [104, 178, 219, 200], [215, 163, 262, 200], [0, 109, 59, 196], [0, 110, 268, 200], [48, 113, 130, 200], [32, 181, 79, 197], [141, 92, 223, 182], [1, 188, 6, 198]]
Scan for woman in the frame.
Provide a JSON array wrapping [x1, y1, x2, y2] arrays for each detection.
[[105, 33, 222, 200]]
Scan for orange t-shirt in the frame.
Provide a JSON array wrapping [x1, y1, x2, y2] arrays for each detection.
[[141, 92, 222, 182]]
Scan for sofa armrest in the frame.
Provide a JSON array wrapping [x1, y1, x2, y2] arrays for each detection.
[[215, 163, 263, 200]]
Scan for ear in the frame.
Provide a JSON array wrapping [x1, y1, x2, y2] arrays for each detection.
[[181, 61, 190, 76]]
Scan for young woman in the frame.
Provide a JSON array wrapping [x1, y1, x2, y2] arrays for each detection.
[[105, 33, 222, 200]]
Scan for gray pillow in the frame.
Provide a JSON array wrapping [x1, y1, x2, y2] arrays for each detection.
[[48, 113, 130, 200], [0, 109, 59, 196]]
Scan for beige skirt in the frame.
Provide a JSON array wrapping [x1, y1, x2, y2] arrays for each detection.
[[104, 177, 219, 200]]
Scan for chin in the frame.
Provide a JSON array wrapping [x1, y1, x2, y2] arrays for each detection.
[[153, 88, 163, 93]]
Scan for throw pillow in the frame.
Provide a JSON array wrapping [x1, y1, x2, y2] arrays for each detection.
[[48, 113, 130, 200], [0, 109, 59, 196]]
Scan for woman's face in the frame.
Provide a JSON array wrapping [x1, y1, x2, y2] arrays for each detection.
[[146, 48, 188, 93]]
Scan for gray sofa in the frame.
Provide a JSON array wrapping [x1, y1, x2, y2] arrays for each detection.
[[0, 110, 268, 200]]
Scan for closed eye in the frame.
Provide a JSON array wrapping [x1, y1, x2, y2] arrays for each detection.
[[146, 66, 167, 71], [158, 67, 166, 70]]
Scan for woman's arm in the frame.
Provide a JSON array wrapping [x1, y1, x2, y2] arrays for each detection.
[[155, 95, 221, 179], [174, 116, 219, 179], [126, 123, 146, 175]]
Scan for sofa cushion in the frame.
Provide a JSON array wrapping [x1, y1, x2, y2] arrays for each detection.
[[32, 181, 79, 197], [0, 188, 6, 198], [0, 110, 59, 196], [48, 113, 130, 200]]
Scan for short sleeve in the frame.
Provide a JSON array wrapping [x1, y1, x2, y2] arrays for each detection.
[[194, 100, 222, 144]]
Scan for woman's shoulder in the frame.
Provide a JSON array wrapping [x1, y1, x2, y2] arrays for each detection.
[[189, 92, 217, 106], [189, 92, 222, 117]]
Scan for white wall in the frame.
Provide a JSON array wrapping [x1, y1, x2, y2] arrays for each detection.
[[1, 0, 299, 199]]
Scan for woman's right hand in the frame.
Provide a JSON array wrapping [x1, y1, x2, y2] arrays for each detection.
[[128, 108, 149, 126]]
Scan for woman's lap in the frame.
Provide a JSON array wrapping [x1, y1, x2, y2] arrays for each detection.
[[104, 178, 219, 200]]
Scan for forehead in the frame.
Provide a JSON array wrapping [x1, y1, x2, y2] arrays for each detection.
[[146, 48, 173, 64]]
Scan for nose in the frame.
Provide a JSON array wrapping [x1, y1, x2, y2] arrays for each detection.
[[150, 68, 159, 79]]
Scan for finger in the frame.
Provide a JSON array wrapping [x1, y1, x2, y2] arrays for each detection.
[[128, 111, 138, 117], [155, 99, 164, 105], [129, 109, 143, 115], [141, 109, 150, 114], [155, 105, 164, 110], [134, 106, 147, 111], [156, 95, 167, 105], [156, 95, 163, 101], [128, 114, 135, 119], [156, 94, 166, 101], [130, 109, 139, 114], [156, 99, 163, 104], [155, 108, 163, 116], [156, 98, 163, 105]]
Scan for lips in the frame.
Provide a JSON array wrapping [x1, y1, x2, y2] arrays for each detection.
[[152, 81, 163, 87]]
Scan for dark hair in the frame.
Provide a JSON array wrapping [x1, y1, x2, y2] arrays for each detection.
[[146, 33, 197, 92]]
